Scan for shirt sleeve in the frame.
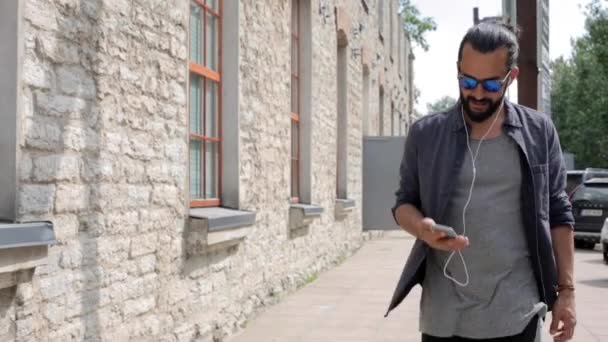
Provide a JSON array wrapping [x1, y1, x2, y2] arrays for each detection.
[[546, 119, 575, 229], [391, 121, 422, 224]]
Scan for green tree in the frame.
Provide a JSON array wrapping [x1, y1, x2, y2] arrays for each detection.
[[426, 95, 456, 113], [551, 0, 608, 168], [399, 0, 437, 52], [414, 85, 421, 104]]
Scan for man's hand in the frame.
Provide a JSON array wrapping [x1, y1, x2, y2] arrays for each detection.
[[417, 218, 469, 252], [550, 291, 576, 342]]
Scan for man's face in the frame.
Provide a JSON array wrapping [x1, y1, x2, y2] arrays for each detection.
[[458, 43, 516, 123]]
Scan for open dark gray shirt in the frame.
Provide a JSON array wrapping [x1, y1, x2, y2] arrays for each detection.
[[420, 134, 546, 338]]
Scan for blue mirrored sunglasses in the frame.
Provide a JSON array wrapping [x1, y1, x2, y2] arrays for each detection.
[[458, 71, 511, 93]]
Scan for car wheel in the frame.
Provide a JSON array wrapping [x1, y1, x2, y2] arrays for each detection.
[[575, 240, 595, 249], [604, 251, 608, 265]]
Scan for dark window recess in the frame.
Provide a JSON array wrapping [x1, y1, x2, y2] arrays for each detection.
[[361, 0, 369, 13]]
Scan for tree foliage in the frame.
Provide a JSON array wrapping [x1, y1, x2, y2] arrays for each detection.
[[399, 0, 437, 52], [426, 95, 456, 113], [551, 0, 608, 168]]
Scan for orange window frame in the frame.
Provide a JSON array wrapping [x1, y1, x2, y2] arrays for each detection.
[[190, 0, 223, 208], [290, 0, 301, 203]]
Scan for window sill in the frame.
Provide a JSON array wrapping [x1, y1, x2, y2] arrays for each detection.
[[289, 203, 323, 231], [187, 207, 256, 255], [335, 198, 356, 218], [0, 222, 56, 290]]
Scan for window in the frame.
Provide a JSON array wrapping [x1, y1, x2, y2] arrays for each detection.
[[362, 68, 370, 136], [566, 173, 584, 196], [291, 0, 301, 202], [404, 35, 410, 90], [189, 0, 222, 207], [389, 1, 393, 60], [408, 56, 414, 114], [379, 86, 384, 136], [378, 0, 384, 40], [399, 111, 405, 136], [361, 0, 369, 13], [336, 31, 348, 199], [390, 101, 395, 136], [0, 1, 19, 221], [572, 184, 608, 203], [291, 0, 313, 205], [397, 22, 402, 76]]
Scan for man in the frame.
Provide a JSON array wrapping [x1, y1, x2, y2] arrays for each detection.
[[385, 22, 576, 342]]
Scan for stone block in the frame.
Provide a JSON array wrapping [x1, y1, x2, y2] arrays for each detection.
[[25, 0, 58, 31], [24, 118, 62, 151], [22, 58, 52, 89], [33, 155, 80, 182], [123, 295, 156, 318], [56, 66, 96, 99], [55, 184, 89, 213], [129, 232, 158, 258], [18, 184, 55, 214]]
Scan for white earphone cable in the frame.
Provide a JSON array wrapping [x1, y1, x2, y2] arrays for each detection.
[[443, 101, 504, 287]]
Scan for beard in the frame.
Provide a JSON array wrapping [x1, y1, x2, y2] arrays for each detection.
[[460, 91, 506, 123]]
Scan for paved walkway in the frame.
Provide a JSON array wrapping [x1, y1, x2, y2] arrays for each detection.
[[228, 232, 608, 342]]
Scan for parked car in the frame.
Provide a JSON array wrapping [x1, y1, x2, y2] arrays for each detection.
[[567, 170, 585, 197], [571, 177, 608, 249], [582, 168, 608, 181], [567, 168, 608, 196], [601, 218, 608, 264]]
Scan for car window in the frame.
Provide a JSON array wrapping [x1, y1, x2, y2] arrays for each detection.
[[566, 174, 583, 195], [571, 185, 608, 203]]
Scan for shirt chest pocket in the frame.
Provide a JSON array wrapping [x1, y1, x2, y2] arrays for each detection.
[[531, 163, 549, 220]]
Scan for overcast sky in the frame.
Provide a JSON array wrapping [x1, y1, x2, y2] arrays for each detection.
[[410, 0, 591, 113]]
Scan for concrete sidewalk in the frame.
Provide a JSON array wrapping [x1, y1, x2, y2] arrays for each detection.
[[227, 232, 421, 342], [228, 232, 607, 342]]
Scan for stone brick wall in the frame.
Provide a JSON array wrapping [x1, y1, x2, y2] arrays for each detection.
[[8, 0, 413, 341]]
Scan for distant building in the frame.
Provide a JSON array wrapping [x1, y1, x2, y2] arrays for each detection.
[[502, 0, 551, 114], [472, 1, 551, 114]]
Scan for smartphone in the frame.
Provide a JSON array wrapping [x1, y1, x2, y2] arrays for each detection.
[[433, 223, 458, 239]]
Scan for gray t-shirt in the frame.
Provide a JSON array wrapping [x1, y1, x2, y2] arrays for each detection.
[[420, 134, 546, 339]]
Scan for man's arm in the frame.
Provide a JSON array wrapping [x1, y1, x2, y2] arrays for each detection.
[[394, 204, 424, 237], [392, 122, 422, 225], [546, 121, 575, 230], [546, 120, 575, 283], [392, 123, 468, 251], [546, 120, 576, 341], [551, 226, 574, 287], [550, 225, 576, 342]]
